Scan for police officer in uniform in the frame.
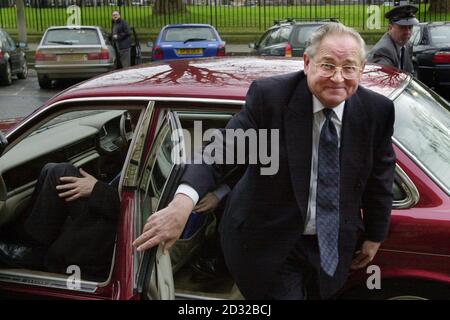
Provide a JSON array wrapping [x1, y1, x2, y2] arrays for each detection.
[[368, 5, 419, 74]]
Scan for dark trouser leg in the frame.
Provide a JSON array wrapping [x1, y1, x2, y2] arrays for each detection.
[[119, 48, 131, 68], [264, 235, 320, 300], [24, 163, 88, 247]]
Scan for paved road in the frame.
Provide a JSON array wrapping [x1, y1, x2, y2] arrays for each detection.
[[0, 69, 62, 119]]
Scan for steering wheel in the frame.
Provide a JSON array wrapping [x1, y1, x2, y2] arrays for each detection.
[[120, 111, 134, 144]]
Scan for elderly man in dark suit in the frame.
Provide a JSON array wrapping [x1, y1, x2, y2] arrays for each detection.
[[134, 23, 396, 300], [368, 5, 419, 73]]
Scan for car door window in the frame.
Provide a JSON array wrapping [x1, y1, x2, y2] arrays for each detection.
[[5, 33, 16, 50], [279, 26, 292, 43], [411, 26, 421, 46], [134, 110, 180, 299], [139, 122, 174, 225], [291, 25, 321, 47], [0, 31, 9, 50], [102, 30, 111, 45], [259, 28, 281, 48]]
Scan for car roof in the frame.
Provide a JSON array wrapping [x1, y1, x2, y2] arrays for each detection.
[[44, 26, 101, 31], [419, 21, 450, 27], [45, 57, 409, 107], [163, 24, 216, 28], [269, 19, 337, 29]]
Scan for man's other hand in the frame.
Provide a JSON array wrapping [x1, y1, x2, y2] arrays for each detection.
[[350, 240, 381, 270], [194, 192, 220, 213], [133, 193, 194, 254]]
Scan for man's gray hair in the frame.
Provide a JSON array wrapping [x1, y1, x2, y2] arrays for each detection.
[[305, 22, 366, 62]]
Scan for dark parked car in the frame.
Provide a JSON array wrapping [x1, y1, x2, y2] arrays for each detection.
[[411, 22, 450, 96], [0, 57, 448, 300], [150, 24, 226, 61], [249, 18, 338, 57], [0, 28, 28, 86]]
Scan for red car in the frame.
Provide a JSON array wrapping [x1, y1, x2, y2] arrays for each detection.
[[0, 57, 448, 300]]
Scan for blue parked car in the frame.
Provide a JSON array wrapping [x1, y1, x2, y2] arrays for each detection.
[[151, 24, 226, 61]]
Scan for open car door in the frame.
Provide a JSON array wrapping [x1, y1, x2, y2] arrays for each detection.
[[134, 107, 186, 300]]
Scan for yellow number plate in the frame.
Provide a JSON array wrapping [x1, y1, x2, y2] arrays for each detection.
[[177, 49, 203, 55]]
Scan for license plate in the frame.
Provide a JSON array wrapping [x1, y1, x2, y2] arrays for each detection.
[[57, 54, 87, 62], [177, 48, 203, 55]]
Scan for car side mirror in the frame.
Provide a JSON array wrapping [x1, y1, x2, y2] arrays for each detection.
[[17, 42, 27, 49], [147, 41, 153, 48], [248, 43, 256, 49], [0, 132, 8, 155]]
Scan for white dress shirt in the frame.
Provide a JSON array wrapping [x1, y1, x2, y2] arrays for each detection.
[[175, 96, 345, 234]]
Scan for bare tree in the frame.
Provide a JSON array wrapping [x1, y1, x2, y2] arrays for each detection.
[[153, 0, 187, 15], [429, 0, 450, 13]]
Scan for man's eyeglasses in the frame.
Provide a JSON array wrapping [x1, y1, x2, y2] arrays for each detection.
[[313, 62, 362, 80]]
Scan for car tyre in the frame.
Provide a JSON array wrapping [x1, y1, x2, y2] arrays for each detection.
[[0, 62, 12, 86], [17, 59, 28, 79], [339, 279, 449, 300], [38, 75, 52, 89]]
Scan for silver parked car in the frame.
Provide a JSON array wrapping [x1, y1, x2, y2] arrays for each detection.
[[35, 26, 117, 88]]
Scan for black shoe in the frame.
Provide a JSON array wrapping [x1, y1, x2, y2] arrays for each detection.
[[0, 242, 44, 269], [191, 256, 229, 280]]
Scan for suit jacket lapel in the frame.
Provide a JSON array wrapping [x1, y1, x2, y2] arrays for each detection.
[[284, 73, 313, 220], [340, 87, 368, 206]]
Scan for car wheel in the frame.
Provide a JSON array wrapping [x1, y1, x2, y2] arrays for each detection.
[[339, 279, 449, 300], [17, 59, 28, 79], [0, 62, 12, 86], [38, 75, 52, 89]]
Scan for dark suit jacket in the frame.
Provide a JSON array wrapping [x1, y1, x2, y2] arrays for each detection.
[[181, 71, 396, 299], [111, 18, 131, 50], [368, 32, 414, 74]]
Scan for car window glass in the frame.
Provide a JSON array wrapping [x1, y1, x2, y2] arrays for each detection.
[[5, 33, 16, 50], [392, 179, 407, 202], [102, 31, 111, 45], [43, 28, 100, 45], [279, 26, 292, 42], [291, 25, 321, 47], [393, 81, 450, 192], [163, 27, 217, 42], [139, 123, 174, 225], [411, 26, 421, 46], [429, 25, 450, 45], [257, 29, 273, 47], [262, 28, 281, 47], [0, 31, 9, 50], [32, 110, 107, 135]]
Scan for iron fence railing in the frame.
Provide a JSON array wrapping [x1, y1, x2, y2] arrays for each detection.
[[1, 0, 449, 33]]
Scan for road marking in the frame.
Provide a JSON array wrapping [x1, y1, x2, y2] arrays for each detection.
[[13, 86, 26, 96]]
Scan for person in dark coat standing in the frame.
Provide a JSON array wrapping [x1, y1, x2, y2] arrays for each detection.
[[368, 5, 419, 74], [112, 10, 132, 68], [133, 23, 396, 300]]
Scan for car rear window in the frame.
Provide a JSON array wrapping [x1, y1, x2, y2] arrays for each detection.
[[430, 25, 450, 45], [163, 27, 217, 42], [43, 28, 100, 45], [291, 25, 321, 47]]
